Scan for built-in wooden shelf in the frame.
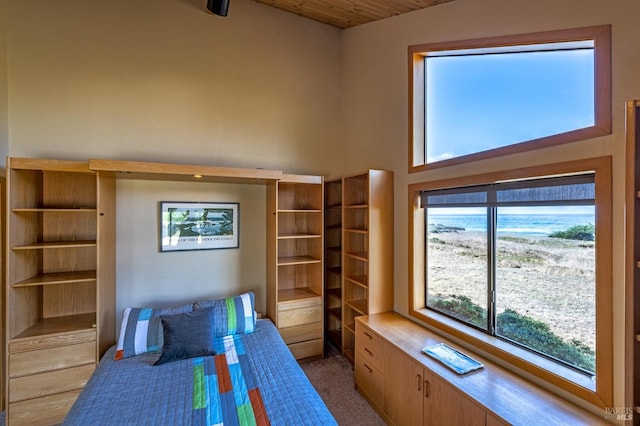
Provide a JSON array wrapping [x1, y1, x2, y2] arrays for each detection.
[[89, 159, 282, 184], [344, 252, 368, 262], [277, 287, 321, 303], [278, 233, 322, 239], [344, 228, 368, 234], [328, 307, 342, 318], [278, 209, 322, 213], [278, 255, 322, 265], [12, 313, 96, 341], [12, 271, 97, 288], [345, 275, 368, 288], [326, 288, 342, 298], [345, 299, 367, 315], [13, 208, 97, 213], [12, 240, 97, 250]]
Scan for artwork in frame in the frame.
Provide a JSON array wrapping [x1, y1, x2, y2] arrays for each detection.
[[160, 202, 239, 251]]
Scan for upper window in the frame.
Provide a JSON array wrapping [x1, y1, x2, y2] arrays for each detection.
[[409, 25, 611, 172]]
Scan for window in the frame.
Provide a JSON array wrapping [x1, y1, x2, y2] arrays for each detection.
[[409, 25, 611, 172], [424, 175, 595, 374], [409, 157, 612, 408]]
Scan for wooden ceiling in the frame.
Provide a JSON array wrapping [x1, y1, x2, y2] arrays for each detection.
[[253, 0, 456, 29]]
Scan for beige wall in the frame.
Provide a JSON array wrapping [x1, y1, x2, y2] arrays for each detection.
[[6, 0, 343, 176], [115, 179, 267, 328], [4, 0, 344, 335], [342, 0, 640, 416]]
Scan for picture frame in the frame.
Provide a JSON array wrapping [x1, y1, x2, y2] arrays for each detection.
[[160, 202, 239, 252]]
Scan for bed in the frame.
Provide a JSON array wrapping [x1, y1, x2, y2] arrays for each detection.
[[63, 293, 337, 425]]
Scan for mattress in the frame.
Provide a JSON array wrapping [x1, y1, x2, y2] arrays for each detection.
[[63, 319, 336, 425]]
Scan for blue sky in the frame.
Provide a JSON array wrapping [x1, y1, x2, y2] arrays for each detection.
[[425, 47, 595, 163]]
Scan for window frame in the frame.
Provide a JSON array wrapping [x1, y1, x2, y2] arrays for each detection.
[[408, 25, 611, 173], [408, 156, 612, 408]]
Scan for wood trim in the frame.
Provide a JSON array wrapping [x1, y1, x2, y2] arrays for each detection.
[[281, 174, 323, 184], [408, 25, 612, 173], [408, 156, 613, 408], [9, 158, 91, 173], [624, 100, 639, 415], [88, 159, 283, 183], [96, 172, 116, 358]]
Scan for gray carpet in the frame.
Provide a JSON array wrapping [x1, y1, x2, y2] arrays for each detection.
[[300, 347, 385, 426]]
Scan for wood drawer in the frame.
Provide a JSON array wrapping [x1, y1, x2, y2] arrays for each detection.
[[279, 322, 322, 345], [9, 389, 82, 426], [278, 306, 322, 328], [356, 323, 383, 371], [9, 330, 96, 354], [9, 341, 96, 378], [9, 363, 95, 403], [288, 338, 323, 359], [355, 354, 384, 410]]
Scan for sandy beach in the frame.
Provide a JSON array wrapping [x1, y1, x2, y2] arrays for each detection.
[[427, 230, 595, 351]]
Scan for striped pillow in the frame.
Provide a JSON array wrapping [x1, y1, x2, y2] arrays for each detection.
[[114, 303, 192, 360], [193, 291, 256, 336]]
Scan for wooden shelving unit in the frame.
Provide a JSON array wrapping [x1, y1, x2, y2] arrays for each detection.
[[4, 157, 115, 425], [340, 170, 394, 362], [324, 178, 343, 351], [267, 174, 324, 360]]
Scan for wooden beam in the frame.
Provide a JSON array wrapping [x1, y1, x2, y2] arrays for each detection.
[[88, 159, 283, 184]]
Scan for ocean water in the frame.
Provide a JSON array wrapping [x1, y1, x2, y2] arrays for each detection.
[[428, 213, 595, 237]]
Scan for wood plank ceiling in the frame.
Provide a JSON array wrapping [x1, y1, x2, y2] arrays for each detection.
[[253, 0, 456, 29]]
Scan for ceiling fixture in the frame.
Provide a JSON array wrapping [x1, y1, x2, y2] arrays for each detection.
[[207, 0, 230, 16]]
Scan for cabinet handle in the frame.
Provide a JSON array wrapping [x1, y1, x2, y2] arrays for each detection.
[[364, 364, 373, 374], [416, 374, 422, 391], [424, 380, 430, 398], [364, 331, 373, 339], [365, 348, 373, 356]]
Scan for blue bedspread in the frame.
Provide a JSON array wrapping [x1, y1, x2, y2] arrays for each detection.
[[63, 320, 336, 425]]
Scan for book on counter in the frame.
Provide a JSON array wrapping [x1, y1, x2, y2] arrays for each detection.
[[422, 343, 484, 375]]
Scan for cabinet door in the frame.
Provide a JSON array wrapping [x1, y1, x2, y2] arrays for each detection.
[[423, 370, 485, 426], [383, 344, 423, 426]]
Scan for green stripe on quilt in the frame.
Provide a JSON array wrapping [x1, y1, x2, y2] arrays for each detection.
[[193, 361, 207, 410], [226, 297, 237, 334], [237, 403, 257, 426]]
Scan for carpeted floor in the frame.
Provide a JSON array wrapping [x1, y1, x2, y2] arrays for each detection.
[[300, 347, 385, 426]]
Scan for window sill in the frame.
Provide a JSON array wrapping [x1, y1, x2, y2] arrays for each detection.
[[412, 307, 596, 395]]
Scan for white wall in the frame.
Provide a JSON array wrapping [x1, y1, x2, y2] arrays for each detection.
[[342, 0, 640, 416]]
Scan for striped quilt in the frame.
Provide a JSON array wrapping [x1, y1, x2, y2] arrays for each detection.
[[63, 320, 336, 426], [192, 334, 270, 426]]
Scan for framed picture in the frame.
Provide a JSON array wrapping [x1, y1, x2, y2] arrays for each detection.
[[160, 202, 239, 252]]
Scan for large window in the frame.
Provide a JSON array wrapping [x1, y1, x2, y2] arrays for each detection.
[[409, 157, 612, 408], [408, 25, 611, 172], [424, 175, 595, 375]]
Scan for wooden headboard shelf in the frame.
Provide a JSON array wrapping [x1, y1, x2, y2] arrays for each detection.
[[88, 159, 283, 184]]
